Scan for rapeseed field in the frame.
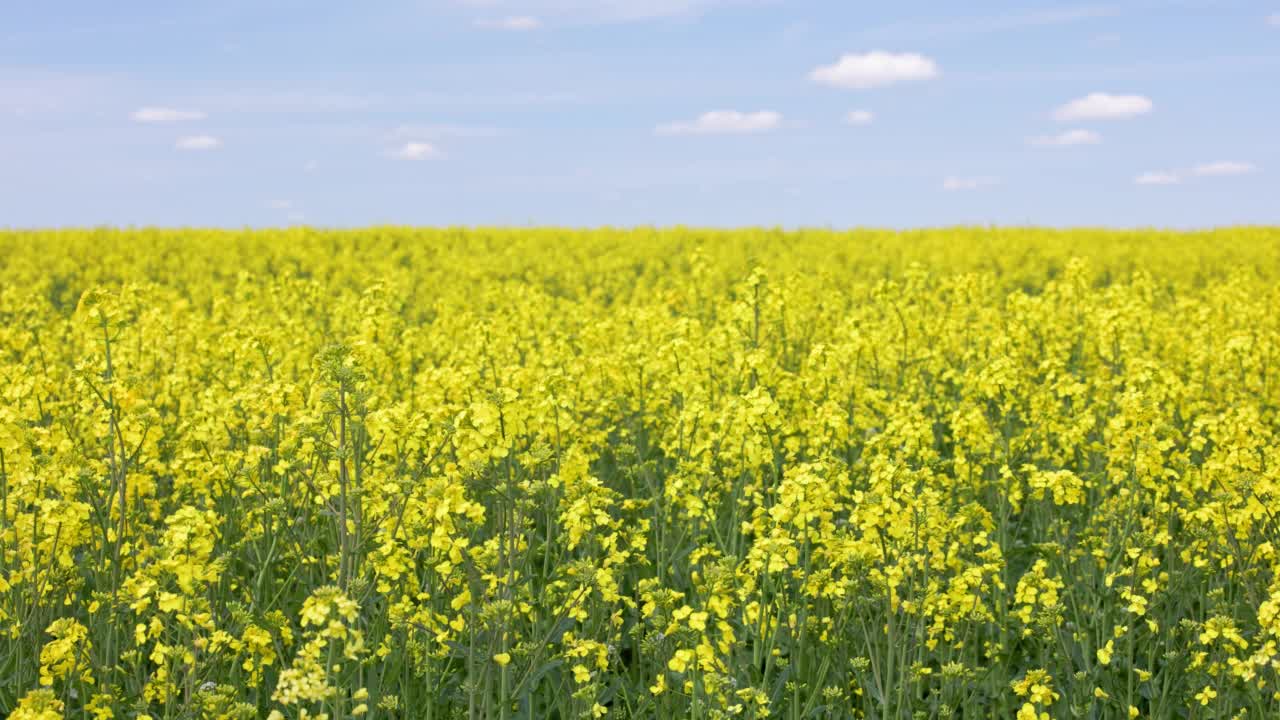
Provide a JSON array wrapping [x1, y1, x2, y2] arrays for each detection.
[[3, 227, 1280, 719]]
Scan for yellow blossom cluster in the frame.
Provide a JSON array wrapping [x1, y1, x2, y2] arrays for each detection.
[[1, 226, 1280, 718]]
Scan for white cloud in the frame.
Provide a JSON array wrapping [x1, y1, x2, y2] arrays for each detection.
[[1191, 161, 1256, 176], [476, 15, 542, 30], [132, 107, 206, 123], [1134, 161, 1257, 185], [942, 176, 999, 191], [1268, 12, 1280, 26], [394, 141, 440, 160], [655, 110, 782, 135], [175, 135, 221, 150], [1134, 171, 1181, 185], [303, 160, 320, 172], [845, 110, 875, 125], [810, 51, 939, 89], [1054, 92, 1152, 121], [1030, 129, 1102, 146], [267, 199, 293, 210]]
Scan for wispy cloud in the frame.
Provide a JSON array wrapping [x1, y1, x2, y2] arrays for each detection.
[[1268, 12, 1280, 27], [942, 176, 999, 191], [475, 15, 542, 30], [655, 110, 782, 135], [1135, 161, 1257, 185], [1134, 171, 1180, 185], [810, 51, 939, 89], [1191, 160, 1256, 176], [1054, 93, 1152, 121], [1030, 129, 1102, 146], [132, 107, 206, 123], [175, 135, 221, 150], [392, 141, 440, 160], [845, 110, 875, 126]]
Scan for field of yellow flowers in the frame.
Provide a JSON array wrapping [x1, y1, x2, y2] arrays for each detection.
[[3, 227, 1280, 719]]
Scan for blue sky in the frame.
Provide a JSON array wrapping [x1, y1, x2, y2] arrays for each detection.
[[1, 0, 1277, 228]]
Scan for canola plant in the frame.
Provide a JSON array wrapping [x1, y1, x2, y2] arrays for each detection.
[[2, 227, 1280, 719]]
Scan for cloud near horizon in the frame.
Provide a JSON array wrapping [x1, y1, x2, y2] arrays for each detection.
[[175, 135, 221, 150], [655, 110, 783, 135], [942, 176, 999, 191], [1030, 129, 1102, 146], [133, 107, 207, 123]]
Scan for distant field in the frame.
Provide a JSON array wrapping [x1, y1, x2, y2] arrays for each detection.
[[3, 228, 1280, 719]]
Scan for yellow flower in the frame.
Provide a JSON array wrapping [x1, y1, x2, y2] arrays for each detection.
[[1016, 703, 1046, 720], [157, 592, 183, 613], [1097, 640, 1114, 666], [668, 649, 694, 674], [688, 611, 709, 632], [11, 689, 65, 720], [8, 224, 1280, 717], [38, 618, 93, 687], [87, 693, 116, 720]]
